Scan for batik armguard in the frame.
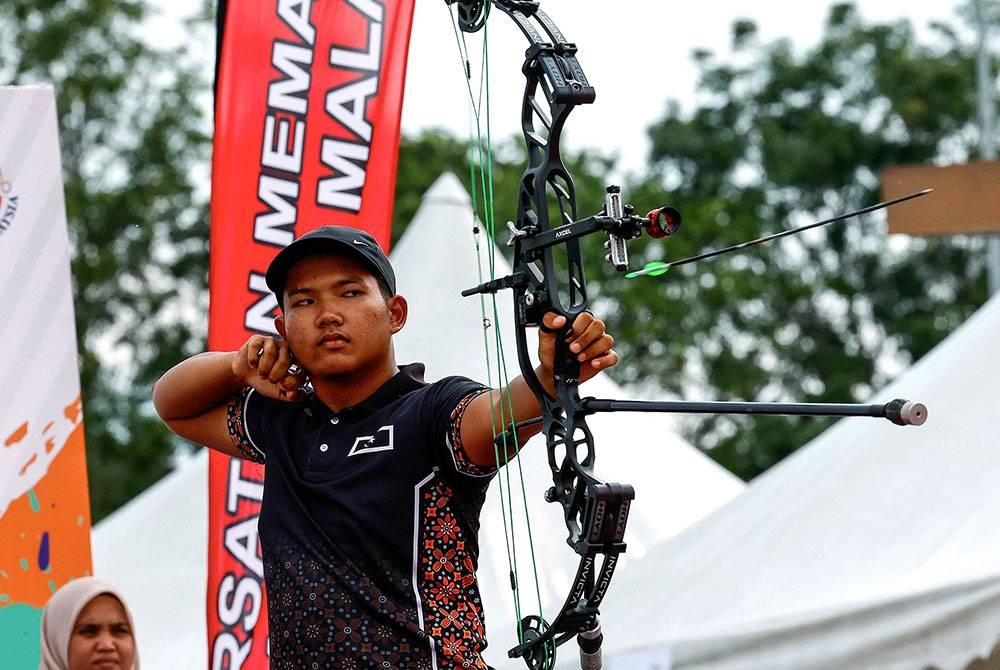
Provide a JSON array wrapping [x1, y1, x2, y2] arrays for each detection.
[[226, 387, 265, 464], [447, 388, 496, 477]]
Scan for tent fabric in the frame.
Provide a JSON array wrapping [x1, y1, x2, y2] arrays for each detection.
[[594, 291, 1000, 670], [92, 173, 743, 669], [91, 450, 207, 668]]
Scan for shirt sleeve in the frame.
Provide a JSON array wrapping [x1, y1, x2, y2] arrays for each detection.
[[225, 387, 268, 463], [425, 376, 497, 479]]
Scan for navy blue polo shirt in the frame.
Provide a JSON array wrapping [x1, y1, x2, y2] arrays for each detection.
[[226, 364, 497, 669]]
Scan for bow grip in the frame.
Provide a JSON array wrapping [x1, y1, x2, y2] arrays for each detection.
[[552, 325, 581, 386]]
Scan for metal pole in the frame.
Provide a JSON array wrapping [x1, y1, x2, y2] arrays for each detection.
[[974, 0, 1000, 294]]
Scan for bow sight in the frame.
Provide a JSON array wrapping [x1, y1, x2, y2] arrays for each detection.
[[447, 1, 928, 668]]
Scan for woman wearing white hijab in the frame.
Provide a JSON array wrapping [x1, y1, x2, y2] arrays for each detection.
[[39, 576, 139, 670]]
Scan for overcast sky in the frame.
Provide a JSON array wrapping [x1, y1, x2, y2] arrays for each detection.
[[154, 1, 974, 172], [404, 1, 971, 172]]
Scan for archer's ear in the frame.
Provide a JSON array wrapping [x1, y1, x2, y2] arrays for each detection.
[[274, 314, 288, 340], [387, 294, 407, 334]]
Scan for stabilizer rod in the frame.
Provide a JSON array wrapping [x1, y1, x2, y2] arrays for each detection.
[[579, 398, 927, 426]]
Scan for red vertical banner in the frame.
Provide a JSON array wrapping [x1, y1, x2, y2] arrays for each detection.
[[209, 1, 415, 667]]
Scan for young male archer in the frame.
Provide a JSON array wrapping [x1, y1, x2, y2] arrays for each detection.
[[152, 225, 617, 668]]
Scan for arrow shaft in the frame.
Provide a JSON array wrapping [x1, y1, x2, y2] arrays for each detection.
[[640, 189, 932, 276]]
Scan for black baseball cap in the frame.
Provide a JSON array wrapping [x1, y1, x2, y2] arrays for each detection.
[[265, 225, 396, 300]]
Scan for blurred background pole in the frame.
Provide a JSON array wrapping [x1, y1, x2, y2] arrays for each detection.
[[974, 0, 1000, 294]]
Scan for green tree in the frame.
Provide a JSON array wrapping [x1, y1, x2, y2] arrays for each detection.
[[393, 129, 613, 246], [2, 0, 211, 520], [599, 3, 990, 479]]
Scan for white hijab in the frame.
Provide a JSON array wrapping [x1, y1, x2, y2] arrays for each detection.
[[39, 577, 140, 670]]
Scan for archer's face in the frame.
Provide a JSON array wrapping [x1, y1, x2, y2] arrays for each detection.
[[276, 253, 405, 382], [68, 594, 136, 670]]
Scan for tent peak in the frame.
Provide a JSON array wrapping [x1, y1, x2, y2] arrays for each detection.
[[424, 172, 471, 206]]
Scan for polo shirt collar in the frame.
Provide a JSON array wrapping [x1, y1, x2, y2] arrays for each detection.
[[306, 363, 427, 419]]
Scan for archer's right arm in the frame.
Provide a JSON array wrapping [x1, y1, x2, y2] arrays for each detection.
[[152, 335, 303, 457]]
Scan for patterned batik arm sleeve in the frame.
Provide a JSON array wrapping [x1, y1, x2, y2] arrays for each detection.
[[226, 387, 266, 464], [446, 388, 497, 477]]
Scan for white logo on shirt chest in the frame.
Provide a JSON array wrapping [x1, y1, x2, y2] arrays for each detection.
[[347, 425, 395, 456]]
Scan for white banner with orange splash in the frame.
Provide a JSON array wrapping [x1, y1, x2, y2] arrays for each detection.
[[0, 85, 92, 667]]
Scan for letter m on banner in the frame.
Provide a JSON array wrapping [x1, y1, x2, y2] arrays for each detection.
[[209, 1, 415, 666]]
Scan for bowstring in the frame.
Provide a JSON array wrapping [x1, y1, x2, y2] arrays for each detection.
[[446, 3, 547, 656]]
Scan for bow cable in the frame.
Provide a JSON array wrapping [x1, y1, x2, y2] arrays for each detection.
[[447, 4, 551, 663]]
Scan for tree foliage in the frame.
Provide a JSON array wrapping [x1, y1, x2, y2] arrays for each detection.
[[393, 129, 613, 245], [595, 3, 990, 478], [2, 0, 211, 520]]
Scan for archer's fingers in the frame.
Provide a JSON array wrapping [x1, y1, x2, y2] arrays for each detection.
[[567, 310, 596, 334], [266, 347, 295, 383], [566, 314, 611, 354], [256, 340, 282, 377], [243, 335, 268, 370], [539, 312, 568, 335], [574, 333, 616, 363], [585, 348, 619, 372], [278, 369, 305, 392]]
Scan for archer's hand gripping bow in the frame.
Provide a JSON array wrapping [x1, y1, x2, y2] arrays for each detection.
[[448, 2, 927, 668]]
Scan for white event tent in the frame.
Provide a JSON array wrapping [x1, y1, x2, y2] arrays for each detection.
[[591, 291, 1000, 670], [92, 173, 743, 668]]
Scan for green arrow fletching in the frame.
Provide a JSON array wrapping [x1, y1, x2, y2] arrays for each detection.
[[626, 261, 670, 279]]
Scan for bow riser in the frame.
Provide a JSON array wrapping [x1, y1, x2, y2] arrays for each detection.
[[496, 6, 637, 667]]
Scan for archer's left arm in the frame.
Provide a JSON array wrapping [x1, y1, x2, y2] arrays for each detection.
[[459, 312, 619, 466]]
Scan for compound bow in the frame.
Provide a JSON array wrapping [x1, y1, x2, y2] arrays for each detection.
[[445, 2, 927, 668]]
